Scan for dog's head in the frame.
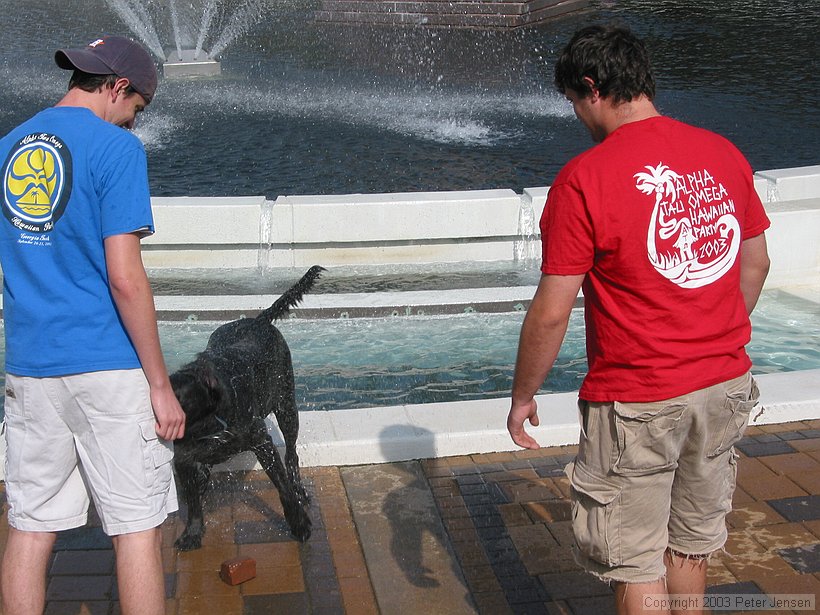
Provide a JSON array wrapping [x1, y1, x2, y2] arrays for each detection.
[[170, 361, 225, 428]]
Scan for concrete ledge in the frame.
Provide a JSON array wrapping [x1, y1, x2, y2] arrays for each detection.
[[757, 165, 820, 202], [277, 189, 522, 242], [250, 369, 820, 468], [139, 166, 820, 277]]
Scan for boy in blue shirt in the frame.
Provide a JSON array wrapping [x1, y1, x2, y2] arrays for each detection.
[[0, 36, 185, 614]]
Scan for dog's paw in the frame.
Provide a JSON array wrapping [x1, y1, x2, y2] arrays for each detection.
[[287, 509, 312, 543], [174, 532, 204, 551]]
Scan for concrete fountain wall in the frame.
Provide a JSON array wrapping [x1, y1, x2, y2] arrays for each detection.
[[143, 165, 820, 283], [1, 167, 817, 475], [136, 164, 820, 468]]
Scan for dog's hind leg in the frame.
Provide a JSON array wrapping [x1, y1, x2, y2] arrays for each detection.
[[269, 367, 310, 506], [175, 461, 210, 551], [250, 421, 312, 542]]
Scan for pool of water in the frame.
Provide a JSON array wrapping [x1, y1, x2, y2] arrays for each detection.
[[1, 0, 817, 198], [1, 289, 815, 415]]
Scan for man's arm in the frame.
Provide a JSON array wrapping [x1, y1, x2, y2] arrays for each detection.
[[104, 233, 185, 440], [508, 273, 585, 449], [739, 233, 770, 314]]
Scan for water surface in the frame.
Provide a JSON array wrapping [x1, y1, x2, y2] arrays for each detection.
[[1, 0, 816, 198]]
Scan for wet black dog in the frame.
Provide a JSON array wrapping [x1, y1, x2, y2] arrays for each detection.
[[170, 265, 324, 551]]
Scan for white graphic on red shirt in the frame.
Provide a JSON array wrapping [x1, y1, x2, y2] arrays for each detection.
[[634, 163, 740, 289]]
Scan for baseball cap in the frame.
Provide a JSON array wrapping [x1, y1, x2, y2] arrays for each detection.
[[55, 36, 158, 104]]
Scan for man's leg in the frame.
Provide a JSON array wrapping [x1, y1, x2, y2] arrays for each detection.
[[111, 527, 165, 615], [613, 579, 670, 615], [664, 550, 707, 615], [1, 527, 57, 615]]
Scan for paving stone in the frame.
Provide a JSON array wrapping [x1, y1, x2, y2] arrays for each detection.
[[544, 600, 574, 615], [46, 575, 113, 602], [49, 549, 115, 576], [538, 571, 612, 600], [500, 479, 562, 503], [777, 543, 820, 573], [759, 451, 820, 476], [234, 519, 293, 544], [242, 565, 306, 595], [523, 500, 572, 523], [498, 503, 533, 526], [706, 580, 762, 594], [754, 433, 784, 443], [767, 495, 820, 522], [243, 592, 309, 615], [726, 502, 785, 528], [737, 458, 807, 500], [754, 568, 820, 596], [732, 485, 756, 505], [565, 594, 617, 615], [472, 590, 513, 614], [476, 525, 510, 541], [748, 522, 820, 551], [803, 519, 820, 540], [501, 459, 537, 471], [546, 521, 575, 548], [735, 439, 797, 457], [723, 532, 766, 558], [722, 551, 797, 580], [52, 526, 113, 551], [535, 466, 568, 478], [791, 438, 820, 452], [706, 558, 739, 585], [341, 462, 475, 614], [44, 600, 111, 615], [777, 431, 808, 441]]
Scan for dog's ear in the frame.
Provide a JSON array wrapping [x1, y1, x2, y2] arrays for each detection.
[[199, 363, 224, 404]]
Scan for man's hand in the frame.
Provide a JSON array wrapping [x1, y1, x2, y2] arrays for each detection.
[[151, 385, 186, 441], [507, 398, 541, 450]]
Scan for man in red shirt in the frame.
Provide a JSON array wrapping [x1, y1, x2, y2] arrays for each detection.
[[507, 25, 770, 614]]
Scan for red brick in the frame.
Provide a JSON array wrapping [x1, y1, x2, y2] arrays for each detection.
[[219, 556, 256, 585]]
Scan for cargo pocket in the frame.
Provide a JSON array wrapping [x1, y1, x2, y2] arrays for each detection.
[[567, 460, 623, 566], [139, 419, 175, 495], [612, 401, 687, 476], [707, 376, 759, 458]]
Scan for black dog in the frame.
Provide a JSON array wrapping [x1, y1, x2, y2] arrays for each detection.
[[170, 265, 324, 551]]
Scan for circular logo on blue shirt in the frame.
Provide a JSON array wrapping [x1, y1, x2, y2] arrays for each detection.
[[2, 133, 73, 233]]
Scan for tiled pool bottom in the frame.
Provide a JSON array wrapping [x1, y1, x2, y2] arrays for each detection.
[[4, 418, 819, 615]]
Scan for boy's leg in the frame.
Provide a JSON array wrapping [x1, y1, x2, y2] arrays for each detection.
[[112, 527, 165, 615], [1, 527, 57, 615]]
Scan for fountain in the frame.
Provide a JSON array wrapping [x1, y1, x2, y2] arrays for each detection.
[[103, 0, 269, 78], [0, 0, 818, 470]]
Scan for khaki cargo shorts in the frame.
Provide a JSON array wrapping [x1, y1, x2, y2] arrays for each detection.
[[565, 372, 759, 584], [3, 370, 178, 536]]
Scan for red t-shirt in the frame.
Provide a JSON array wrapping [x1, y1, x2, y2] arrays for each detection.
[[541, 116, 770, 402]]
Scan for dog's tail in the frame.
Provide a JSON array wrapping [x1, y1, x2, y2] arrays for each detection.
[[260, 265, 325, 322]]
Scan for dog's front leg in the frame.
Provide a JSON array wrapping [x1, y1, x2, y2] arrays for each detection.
[[175, 461, 208, 551]]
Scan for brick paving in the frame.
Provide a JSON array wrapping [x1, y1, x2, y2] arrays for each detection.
[[0, 418, 818, 614]]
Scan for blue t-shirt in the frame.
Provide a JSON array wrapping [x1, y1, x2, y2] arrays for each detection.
[[0, 107, 155, 376]]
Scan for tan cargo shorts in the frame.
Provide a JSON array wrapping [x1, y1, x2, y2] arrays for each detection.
[[3, 370, 178, 536], [565, 372, 759, 584]]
